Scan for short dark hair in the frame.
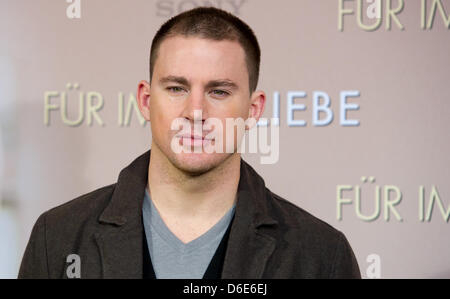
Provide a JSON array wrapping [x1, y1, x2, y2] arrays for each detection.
[[149, 7, 261, 93]]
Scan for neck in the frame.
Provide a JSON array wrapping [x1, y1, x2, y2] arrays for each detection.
[[147, 143, 240, 222]]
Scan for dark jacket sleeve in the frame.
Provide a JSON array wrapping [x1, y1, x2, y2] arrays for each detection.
[[329, 231, 361, 279], [18, 213, 50, 279]]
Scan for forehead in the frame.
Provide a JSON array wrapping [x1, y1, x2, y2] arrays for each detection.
[[154, 36, 248, 85]]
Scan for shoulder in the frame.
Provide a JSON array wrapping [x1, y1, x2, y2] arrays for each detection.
[[264, 189, 353, 260], [20, 184, 117, 278], [264, 190, 361, 278], [39, 183, 116, 230], [267, 189, 342, 239]]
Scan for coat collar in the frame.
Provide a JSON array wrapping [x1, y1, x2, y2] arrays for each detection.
[[96, 149, 278, 278], [98, 150, 150, 226]]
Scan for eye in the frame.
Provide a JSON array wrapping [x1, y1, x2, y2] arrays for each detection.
[[210, 89, 230, 98], [166, 86, 186, 93]]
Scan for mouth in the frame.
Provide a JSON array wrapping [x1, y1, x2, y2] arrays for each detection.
[[176, 134, 215, 147], [178, 134, 213, 140]]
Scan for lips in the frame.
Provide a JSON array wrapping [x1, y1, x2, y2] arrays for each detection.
[[175, 133, 215, 148], [177, 134, 214, 140]]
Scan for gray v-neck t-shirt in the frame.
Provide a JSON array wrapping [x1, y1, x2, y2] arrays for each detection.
[[142, 187, 236, 279]]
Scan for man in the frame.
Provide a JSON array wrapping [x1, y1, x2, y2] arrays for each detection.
[[19, 7, 361, 279]]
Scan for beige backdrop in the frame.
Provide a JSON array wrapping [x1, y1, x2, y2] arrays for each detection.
[[0, 0, 449, 278]]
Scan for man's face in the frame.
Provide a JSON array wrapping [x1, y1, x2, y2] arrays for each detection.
[[146, 36, 257, 174]]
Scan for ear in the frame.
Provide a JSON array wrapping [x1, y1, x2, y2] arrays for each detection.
[[137, 80, 151, 121], [247, 90, 266, 130]]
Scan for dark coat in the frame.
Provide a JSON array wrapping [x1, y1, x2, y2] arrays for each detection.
[[18, 150, 361, 279]]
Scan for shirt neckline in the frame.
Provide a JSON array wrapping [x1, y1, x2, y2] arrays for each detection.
[[143, 187, 236, 253]]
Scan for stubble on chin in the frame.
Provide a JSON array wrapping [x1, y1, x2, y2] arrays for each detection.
[[169, 152, 234, 177]]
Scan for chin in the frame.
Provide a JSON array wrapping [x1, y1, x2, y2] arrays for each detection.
[[171, 152, 232, 176]]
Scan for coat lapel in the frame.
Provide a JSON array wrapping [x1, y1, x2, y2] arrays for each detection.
[[221, 161, 278, 279], [95, 150, 150, 279], [94, 224, 143, 278]]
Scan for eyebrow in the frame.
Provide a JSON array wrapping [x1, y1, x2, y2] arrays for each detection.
[[158, 76, 239, 90], [159, 76, 189, 86], [205, 80, 239, 90]]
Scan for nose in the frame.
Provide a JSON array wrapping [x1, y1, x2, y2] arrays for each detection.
[[182, 87, 209, 123]]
